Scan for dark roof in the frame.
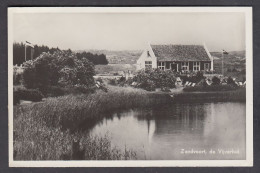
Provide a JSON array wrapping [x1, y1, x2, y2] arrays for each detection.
[[150, 44, 211, 61]]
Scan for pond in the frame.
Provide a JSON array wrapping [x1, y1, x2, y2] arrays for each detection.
[[89, 102, 246, 160]]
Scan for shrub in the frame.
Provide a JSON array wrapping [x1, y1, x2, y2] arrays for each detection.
[[195, 71, 205, 82], [227, 76, 237, 86], [73, 85, 95, 94], [45, 86, 65, 97], [22, 51, 95, 94], [179, 75, 189, 85], [240, 69, 246, 75], [196, 79, 208, 87], [175, 88, 245, 102], [139, 79, 156, 91], [183, 84, 238, 92], [95, 77, 103, 84], [133, 69, 176, 91], [118, 77, 126, 86], [232, 68, 238, 72], [14, 88, 43, 104], [108, 79, 117, 86], [178, 71, 205, 84], [13, 72, 22, 85], [212, 76, 221, 85]]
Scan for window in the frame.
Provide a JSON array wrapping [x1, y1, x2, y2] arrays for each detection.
[[181, 62, 189, 72], [145, 61, 152, 69], [193, 62, 200, 71], [158, 62, 165, 70], [204, 63, 210, 71], [147, 51, 151, 57]]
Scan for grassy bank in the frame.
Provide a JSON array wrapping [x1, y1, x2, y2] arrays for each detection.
[[183, 84, 240, 92], [175, 88, 246, 102], [13, 86, 171, 160], [13, 85, 245, 160]]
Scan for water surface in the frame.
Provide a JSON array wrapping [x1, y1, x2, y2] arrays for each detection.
[[89, 102, 246, 160]]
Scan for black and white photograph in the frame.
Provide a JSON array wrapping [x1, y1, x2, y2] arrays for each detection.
[[8, 7, 253, 167]]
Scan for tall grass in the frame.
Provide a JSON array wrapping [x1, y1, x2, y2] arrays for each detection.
[[13, 86, 171, 160]]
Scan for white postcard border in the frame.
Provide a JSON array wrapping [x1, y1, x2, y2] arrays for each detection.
[[8, 7, 253, 167]]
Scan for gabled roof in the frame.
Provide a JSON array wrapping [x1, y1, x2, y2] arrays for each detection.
[[150, 44, 211, 61]]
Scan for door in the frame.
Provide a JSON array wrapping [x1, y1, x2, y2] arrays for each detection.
[[171, 63, 178, 72]]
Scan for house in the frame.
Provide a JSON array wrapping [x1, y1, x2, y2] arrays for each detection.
[[136, 44, 213, 72]]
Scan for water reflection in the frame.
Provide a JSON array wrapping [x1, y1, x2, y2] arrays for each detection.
[[89, 102, 246, 160]]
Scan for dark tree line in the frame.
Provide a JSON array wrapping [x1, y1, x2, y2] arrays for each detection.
[[13, 42, 60, 65], [13, 42, 108, 65], [76, 51, 108, 65]]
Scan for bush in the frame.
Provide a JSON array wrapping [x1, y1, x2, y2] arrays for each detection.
[[175, 88, 245, 102], [179, 75, 189, 85], [73, 85, 95, 94], [240, 69, 246, 75], [179, 71, 205, 84], [232, 68, 238, 72], [227, 76, 237, 86], [108, 79, 117, 86], [13, 72, 22, 85], [195, 71, 205, 82], [14, 88, 43, 104], [139, 79, 156, 91], [40, 86, 66, 97], [133, 69, 176, 91], [183, 84, 238, 92], [22, 51, 96, 94], [212, 76, 221, 85], [95, 77, 104, 84]]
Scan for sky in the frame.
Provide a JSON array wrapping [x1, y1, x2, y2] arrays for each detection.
[[12, 12, 245, 52]]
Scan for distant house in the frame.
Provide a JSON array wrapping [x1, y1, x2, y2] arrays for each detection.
[[136, 44, 213, 72]]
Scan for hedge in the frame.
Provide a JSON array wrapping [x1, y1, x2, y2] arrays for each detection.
[[14, 88, 43, 105], [183, 84, 238, 92]]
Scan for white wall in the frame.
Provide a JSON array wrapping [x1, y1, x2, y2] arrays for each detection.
[[203, 43, 214, 71], [136, 44, 157, 70]]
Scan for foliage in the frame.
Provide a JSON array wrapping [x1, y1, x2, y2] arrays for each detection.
[[227, 76, 237, 86], [14, 88, 43, 104], [133, 69, 176, 91], [13, 68, 22, 85], [95, 77, 104, 84], [212, 76, 221, 85], [22, 53, 59, 89], [13, 42, 60, 65], [240, 69, 246, 75], [59, 57, 95, 88], [13, 42, 109, 66], [108, 78, 117, 86], [76, 51, 108, 65], [183, 84, 238, 92], [139, 79, 156, 91], [13, 86, 171, 160], [179, 71, 205, 84], [22, 51, 95, 95], [40, 86, 65, 97], [175, 88, 245, 102]]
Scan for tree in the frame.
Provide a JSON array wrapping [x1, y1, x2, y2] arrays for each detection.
[[22, 52, 59, 89], [22, 50, 95, 92], [76, 51, 108, 65], [13, 42, 60, 65]]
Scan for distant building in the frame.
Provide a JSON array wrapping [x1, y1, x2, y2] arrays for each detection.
[[136, 44, 213, 72]]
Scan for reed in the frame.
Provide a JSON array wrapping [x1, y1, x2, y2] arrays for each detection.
[[13, 86, 170, 160]]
